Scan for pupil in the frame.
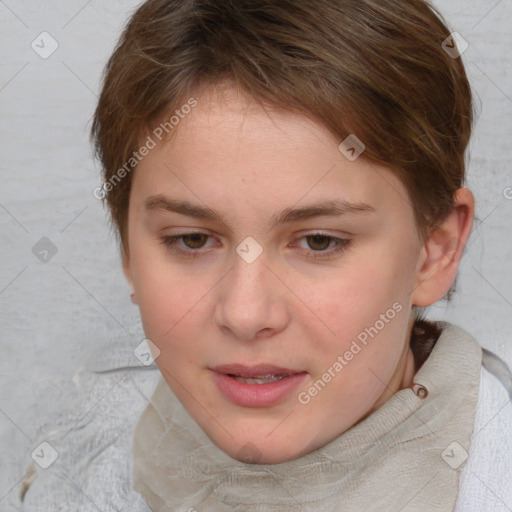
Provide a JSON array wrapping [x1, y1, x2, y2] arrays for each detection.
[[308, 235, 329, 250], [184, 234, 206, 249]]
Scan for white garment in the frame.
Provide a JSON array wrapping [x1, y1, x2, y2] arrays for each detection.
[[454, 348, 512, 511], [6, 326, 512, 511]]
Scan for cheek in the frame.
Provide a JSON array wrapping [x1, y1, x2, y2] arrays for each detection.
[[135, 270, 207, 375], [303, 263, 380, 326], [131, 250, 194, 341], [302, 254, 412, 356]]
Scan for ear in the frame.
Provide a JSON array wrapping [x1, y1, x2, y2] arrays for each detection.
[[411, 188, 474, 307], [122, 249, 138, 304]]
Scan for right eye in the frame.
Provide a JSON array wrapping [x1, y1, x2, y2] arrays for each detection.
[[161, 232, 215, 258]]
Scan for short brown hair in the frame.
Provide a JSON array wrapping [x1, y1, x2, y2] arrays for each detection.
[[90, 0, 473, 258]]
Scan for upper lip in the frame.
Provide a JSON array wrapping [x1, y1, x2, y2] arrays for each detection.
[[212, 364, 304, 378]]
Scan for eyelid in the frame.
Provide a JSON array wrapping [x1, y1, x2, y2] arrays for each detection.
[[160, 229, 351, 260], [161, 228, 351, 240], [161, 229, 217, 247], [295, 228, 352, 238], [291, 231, 351, 259]]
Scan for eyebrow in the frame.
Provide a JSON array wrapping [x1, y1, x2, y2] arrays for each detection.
[[144, 194, 376, 231]]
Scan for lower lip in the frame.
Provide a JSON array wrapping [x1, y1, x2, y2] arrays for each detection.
[[212, 371, 308, 407]]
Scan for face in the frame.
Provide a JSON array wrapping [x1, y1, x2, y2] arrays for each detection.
[[124, 84, 422, 464]]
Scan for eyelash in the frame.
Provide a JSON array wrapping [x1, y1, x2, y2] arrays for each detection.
[[160, 232, 350, 260]]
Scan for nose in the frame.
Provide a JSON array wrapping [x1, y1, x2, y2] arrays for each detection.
[[214, 252, 289, 341]]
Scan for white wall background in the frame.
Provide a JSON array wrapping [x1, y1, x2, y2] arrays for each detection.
[[0, 0, 511, 505]]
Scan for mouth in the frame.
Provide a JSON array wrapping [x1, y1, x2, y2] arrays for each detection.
[[229, 374, 289, 384], [211, 364, 308, 407]]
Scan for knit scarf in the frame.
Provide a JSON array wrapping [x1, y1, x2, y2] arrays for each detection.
[[132, 321, 482, 511]]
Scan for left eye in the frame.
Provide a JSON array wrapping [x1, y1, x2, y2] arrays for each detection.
[[160, 232, 350, 259], [294, 234, 351, 259], [298, 234, 339, 251]]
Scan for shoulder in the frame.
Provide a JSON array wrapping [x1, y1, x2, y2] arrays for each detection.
[[12, 363, 159, 511], [455, 348, 512, 511]]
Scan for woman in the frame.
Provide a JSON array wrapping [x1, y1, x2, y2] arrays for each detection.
[[17, 0, 512, 510]]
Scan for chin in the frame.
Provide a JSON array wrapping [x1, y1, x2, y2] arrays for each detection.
[[231, 446, 300, 465], [216, 432, 308, 465]]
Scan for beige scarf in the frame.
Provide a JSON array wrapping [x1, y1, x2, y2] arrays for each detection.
[[132, 322, 482, 511]]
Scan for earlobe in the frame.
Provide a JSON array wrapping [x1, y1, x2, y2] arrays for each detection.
[[122, 251, 138, 304], [411, 188, 474, 307]]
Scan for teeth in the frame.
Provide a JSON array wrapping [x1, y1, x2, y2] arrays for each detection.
[[231, 374, 288, 384]]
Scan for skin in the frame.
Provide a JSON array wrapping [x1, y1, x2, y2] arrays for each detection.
[[123, 83, 474, 464]]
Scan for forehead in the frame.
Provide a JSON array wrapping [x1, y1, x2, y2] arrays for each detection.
[[132, 85, 414, 224]]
